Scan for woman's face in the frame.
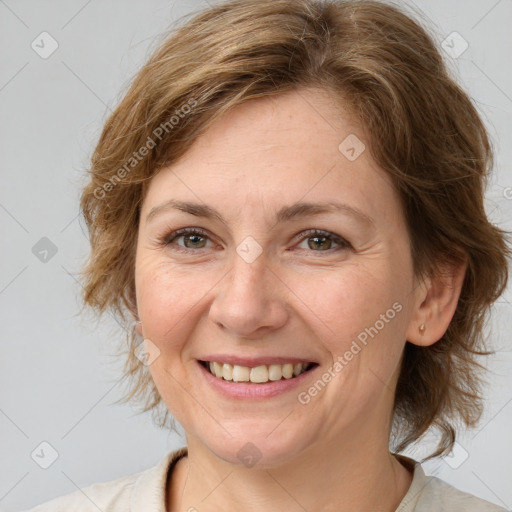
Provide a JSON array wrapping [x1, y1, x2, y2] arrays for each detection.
[[135, 88, 421, 467]]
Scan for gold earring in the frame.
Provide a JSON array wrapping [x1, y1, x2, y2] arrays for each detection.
[[419, 324, 426, 335]]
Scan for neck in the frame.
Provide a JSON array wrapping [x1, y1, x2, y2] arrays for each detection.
[[168, 423, 413, 511]]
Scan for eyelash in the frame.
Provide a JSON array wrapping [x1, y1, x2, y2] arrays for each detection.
[[159, 227, 352, 255]]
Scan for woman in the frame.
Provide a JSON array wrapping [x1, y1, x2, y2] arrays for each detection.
[[27, 0, 510, 510]]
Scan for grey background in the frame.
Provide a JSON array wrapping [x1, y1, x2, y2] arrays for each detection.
[[0, 0, 511, 510]]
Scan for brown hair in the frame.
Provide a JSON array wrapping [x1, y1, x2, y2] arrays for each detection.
[[79, 0, 510, 460]]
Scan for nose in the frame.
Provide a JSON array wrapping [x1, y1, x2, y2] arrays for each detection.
[[208, 250, 289, 340]]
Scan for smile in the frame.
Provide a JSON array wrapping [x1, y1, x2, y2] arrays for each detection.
[[200, 360, 317, 384]]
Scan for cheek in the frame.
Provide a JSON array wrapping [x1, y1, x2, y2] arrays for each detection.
[[291, 262, 409, 399], [291, 264, 404, 346], [135, 257, 211, 345]]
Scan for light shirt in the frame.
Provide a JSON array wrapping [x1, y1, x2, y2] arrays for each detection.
[[23, 448, 508, 511]]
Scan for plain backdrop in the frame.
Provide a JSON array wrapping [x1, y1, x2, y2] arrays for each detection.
[[1, 0, 511, 510]]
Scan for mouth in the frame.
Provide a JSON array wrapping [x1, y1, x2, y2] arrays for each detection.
[[199, 360, 318, 384]]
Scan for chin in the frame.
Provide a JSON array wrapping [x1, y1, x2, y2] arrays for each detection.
[[196, 423, 316, 469]]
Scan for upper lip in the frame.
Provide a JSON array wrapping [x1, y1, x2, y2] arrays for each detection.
[[199, 355, 318, 367]]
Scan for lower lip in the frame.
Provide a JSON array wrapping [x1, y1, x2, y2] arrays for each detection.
[[197, 360, 318, 400]]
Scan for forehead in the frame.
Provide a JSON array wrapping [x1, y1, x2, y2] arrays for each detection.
[[142, 88, 401, 227]]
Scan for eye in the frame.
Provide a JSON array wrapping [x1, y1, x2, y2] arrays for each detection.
[[159, 227, 352, 254], [161, 227, 214, 251], [294, 229, 352, 254]]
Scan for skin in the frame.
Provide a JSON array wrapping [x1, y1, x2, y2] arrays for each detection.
[[133, 87, 466, 511]]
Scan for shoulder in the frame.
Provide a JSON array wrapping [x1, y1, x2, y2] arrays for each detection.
[[415, 474, 509, 512], [22, 448, 187, 512], [396, 455, 509, 512], [21, 472, 138, 511]]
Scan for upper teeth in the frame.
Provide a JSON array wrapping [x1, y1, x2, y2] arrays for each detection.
[[207, 361, 310, 383]]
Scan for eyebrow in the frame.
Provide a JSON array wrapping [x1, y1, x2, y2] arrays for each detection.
[[145, 199, 374, 226]]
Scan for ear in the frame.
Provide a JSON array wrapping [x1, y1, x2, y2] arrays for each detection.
[[134, 320, 143, 338], [127, 299, 143, 337], [406, 258, 467, 347]]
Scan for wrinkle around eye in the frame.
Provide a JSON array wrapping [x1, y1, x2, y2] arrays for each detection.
[[142, 218, 381, 259]]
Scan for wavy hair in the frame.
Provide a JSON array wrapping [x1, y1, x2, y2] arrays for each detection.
[[79, 0, 510, 460]]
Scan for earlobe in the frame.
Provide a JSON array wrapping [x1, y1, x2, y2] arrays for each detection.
[[126, 293, 142, 336], [128, 304, 143, 337], [406, 259, 467, 347]]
